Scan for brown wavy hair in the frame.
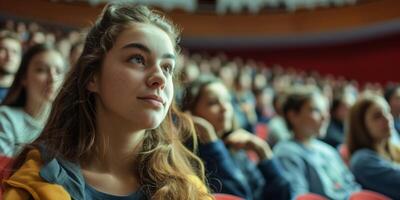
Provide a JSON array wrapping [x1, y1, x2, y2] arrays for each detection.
[[346, 94, 400, 162], [12, 3, 211, 200]]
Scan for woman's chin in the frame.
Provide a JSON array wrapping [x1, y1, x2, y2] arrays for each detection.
[[142, 119, 163, 130]]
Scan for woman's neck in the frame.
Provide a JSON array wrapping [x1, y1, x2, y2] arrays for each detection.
[[293, 129, 314, 145], [80, 111, 145, 196], [0, 74, 15, 88], [375, 139, 391, 160], [83, 109, 146, 176], [24, 99, 51, 123]]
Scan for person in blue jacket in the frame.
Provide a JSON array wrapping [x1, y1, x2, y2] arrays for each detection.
[[347, 94, 400, 199], [181, 75, 292, 200]]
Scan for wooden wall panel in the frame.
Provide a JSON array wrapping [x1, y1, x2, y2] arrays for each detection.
[[1, 0, 400, 37]]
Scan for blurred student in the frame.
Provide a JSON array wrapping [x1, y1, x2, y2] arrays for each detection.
[[182, 75, 292, 200], [274, 87, 360, 200], [0, 31, 22, 101], [384, 85, 400, 136], [0, 43, 65, 157], [322, 91, 354, 148], [347, 94, 400, 199]]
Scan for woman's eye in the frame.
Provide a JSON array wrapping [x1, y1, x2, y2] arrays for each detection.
[[56, 68, 63, 75], [128, 55, 145, 65], [35, 66, 47, 73], [163, 63, 174, 74], [373, 113, 384, 119], [207, 99, 219, 106]]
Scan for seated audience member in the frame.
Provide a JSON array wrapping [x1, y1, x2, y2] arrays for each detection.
[[231, 68, 258, 132], [347, 94, 400, 199], [181, 75, 292, 200], [253, 87, 274, 124], [274, 86, 360, 200], [2, 4, 212, 200], [0, 31, 22, 102], [384, 85, 400, 136], [267, 93, 291, 147], [322, 90, 354, 148], [0, 43, 65, 157]]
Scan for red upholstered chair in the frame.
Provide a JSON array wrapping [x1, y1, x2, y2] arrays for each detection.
[[0, 154, 15, 198], [296, 193, 328, 200], [213, 193, 244, 200], [349, 190, 391, 200], [0, 154, 14, 178], [248, 123, 270, 162], [255, 123, 269, 140]]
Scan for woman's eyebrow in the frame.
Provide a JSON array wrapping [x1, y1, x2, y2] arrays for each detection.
[[33, 60, 50, 67], [122, 42, 150, 54], [163, 53, 176, 60], [122, 42, 175, 60]]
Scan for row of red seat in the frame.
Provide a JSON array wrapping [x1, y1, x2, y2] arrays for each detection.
[[214, 190, 391, 200]]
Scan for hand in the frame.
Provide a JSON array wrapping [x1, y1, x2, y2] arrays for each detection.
[[225, 129, 273, 160], [190, 115, 219, 144]]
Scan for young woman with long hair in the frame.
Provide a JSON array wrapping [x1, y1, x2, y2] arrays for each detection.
[[347, 94, 400, 199], [181, 75, 292, 200], [2, 3, 211, 200], [0, 43, 65, 157]]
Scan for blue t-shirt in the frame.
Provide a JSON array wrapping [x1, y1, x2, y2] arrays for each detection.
[[85, 184, 145, 200]]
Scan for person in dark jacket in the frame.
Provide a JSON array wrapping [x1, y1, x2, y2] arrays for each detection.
[[347, 94, 400, 199], [181, 75, 292, 200], [322, 90, 354, 148]]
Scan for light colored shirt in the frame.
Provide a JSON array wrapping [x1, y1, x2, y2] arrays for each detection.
[[0, 106, 42, 156]]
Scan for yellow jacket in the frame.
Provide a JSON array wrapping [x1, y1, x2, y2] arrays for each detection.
[[2, 149, 212, 200], [2, 149, 71, 200]]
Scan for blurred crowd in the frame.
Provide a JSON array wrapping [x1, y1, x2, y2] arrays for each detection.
[[1, 17, 400, 199]]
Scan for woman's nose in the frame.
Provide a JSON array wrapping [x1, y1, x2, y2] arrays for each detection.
[[146, 64, 166, 90]]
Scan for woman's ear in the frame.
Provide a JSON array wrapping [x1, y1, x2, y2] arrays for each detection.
[[86, 73, 99, 93]]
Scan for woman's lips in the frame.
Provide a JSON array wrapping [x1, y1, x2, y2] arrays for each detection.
[[137, 95, 164, 108]]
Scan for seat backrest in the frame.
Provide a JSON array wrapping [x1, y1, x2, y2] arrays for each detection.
[[0, 154, 15, 199], [296, 193, 328, 200], [255, 123, 269, 140], [349, 190, 391, 200], [0, 154, 14, 179], [213, 193, 244, 200]]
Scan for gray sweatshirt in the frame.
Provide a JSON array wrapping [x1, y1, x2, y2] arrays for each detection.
[[274, 138, 361, 200], [0, 106, 42, 156]]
